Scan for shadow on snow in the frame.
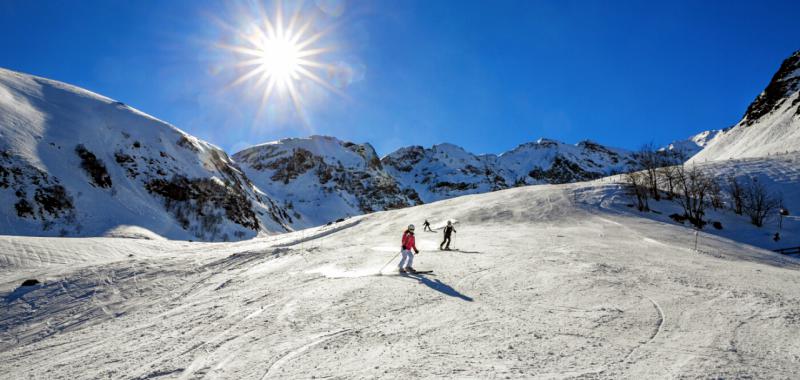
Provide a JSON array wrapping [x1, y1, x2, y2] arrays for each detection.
[[401, 273, 473, 302]]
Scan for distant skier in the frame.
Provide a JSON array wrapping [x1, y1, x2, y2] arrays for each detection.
[[423, 219, 432, 232], [399, 224, 419, 273], [439, 220, 456, 250]]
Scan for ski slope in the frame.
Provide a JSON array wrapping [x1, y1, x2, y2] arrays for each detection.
[[2, 178, 799, 379]]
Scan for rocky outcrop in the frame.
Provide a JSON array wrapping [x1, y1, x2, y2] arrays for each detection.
[[234, 136, 419, 228], [742, 51, 800, 126]]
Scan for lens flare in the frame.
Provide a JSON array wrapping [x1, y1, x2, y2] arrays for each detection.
[[217, 1, 343, 122]]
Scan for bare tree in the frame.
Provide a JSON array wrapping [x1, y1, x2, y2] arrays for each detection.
[[632, 143, 663, 201], [727, 175, 744, 215], [625, 171, 650, 212], [710, 179, 724, 210], [672, 165, 717, 228], [657, 165, 679, 199], [742, 178, 782, 227]]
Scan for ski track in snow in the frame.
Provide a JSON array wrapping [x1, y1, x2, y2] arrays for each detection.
[[261, 329, 352, 379]]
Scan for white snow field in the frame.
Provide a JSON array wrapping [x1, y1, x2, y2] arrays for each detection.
[[2, 170, 800, 379]]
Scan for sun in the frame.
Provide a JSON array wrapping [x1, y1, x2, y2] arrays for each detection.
[[258, 37, 300, 83], [218, 1, 341, 118]]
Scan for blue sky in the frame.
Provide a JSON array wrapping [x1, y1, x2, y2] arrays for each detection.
[[1, 0, 798, 156]]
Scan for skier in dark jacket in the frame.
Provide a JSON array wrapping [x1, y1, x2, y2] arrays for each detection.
[[439, 220, 456, 250], [423, 219, 432, 232]]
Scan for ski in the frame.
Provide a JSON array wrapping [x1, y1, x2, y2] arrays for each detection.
[[403, 270, 434, 275]]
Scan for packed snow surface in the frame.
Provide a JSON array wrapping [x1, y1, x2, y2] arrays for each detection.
[[2, 174, 799, 379]]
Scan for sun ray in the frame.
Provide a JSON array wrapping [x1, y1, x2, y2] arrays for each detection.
[[227, 66, 266, 89], [275, 1, 284, 40], [216, 44, 266, 57], [285, 78, 311, 128], [294, 30, 328, 51], [285, 0, 304, 39], [295, 58, 337, 70], [294, 47, 333, 59], [256, 77, 278, 118], [295, 66, 349, 98], [289, 19, 314, 45]]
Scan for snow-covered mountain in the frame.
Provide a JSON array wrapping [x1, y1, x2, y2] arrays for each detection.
[[382, 138, 636, 203], [691, 50, 800, 162], [0, 68, 291, 241], [662, 130, 721, 158], [233, 136, 420, 228], [380, 143, 505, 203]]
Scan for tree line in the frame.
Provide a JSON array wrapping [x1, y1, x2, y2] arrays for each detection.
[[625, 144, 784, 229]]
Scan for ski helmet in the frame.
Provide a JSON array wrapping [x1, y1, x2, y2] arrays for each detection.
[[447, 220, 452, 225], [408, 224, 415, 231]]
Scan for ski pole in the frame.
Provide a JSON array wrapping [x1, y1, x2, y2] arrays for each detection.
[[378, 251, 402, 276]]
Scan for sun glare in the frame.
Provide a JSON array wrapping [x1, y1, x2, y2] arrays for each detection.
[[259, 37, 300, 82], [218, 1, 342, 120]]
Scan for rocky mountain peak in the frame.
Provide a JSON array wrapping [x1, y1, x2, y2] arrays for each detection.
[[690, 50, 800, 162], [742, 50, 800, 126], [233, 136, 419, 228]]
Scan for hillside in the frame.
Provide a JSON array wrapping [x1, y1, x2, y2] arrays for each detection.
[[0, 68, 292, 241], [2, 167, 798, 378], [691, 50, 800, 162]]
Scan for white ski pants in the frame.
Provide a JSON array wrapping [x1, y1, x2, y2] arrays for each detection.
[[398, 249, 414, 269]]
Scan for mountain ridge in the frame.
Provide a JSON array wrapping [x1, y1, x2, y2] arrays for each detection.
[[3, 48, 798, 239], [690, 49, 800, 162], [0, 67, 293, 241]]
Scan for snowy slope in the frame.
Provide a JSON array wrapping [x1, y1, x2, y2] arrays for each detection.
[[0, 68, 291, 241], [589, 153, 800, 252], [233, 136, 420, 228], [2, 165, 799, 379], [383, 138, 636, 203], [691, 50, 800, 162]]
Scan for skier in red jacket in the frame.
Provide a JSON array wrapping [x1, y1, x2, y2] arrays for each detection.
[[399, 224, 420, 273]]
